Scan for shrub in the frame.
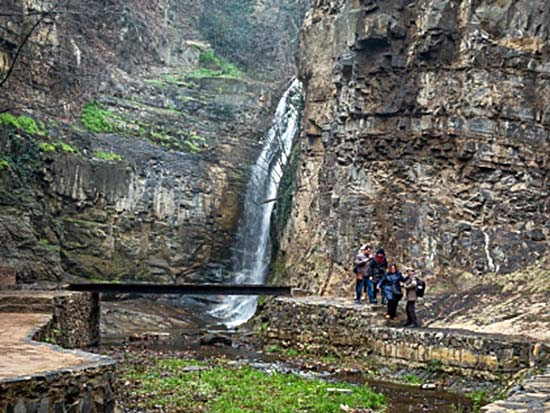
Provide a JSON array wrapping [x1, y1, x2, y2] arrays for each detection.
[[0, 159, 9, 171]]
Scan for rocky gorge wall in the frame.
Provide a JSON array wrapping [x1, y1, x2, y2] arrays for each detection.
[[0, 0, 309, 283], [277, 0, 550, 294]]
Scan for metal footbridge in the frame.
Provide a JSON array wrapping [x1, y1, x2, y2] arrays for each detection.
[[67, 283, 291, 296]]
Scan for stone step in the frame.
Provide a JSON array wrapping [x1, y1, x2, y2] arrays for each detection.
[[0, 294, 55, 313], [0, 303, 53, 313]]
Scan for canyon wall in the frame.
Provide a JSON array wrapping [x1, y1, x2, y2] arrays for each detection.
[[0, 0, 308, 283], [278, 0, 549, 294]]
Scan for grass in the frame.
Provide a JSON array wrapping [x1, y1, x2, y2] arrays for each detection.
[[94, 151, 123, 161], [81, 101, 114, 133], [426, 358, 443, 374], [39, 141, 77, 153], [466, 390, 490, 413], [187, 50, 244, 80], [0, 159, 9, 171], [0, 113, 45, 135], [122, 358, 386, 413], [402, 373, 422, 385]]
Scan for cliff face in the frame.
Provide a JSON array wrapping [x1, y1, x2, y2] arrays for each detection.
[[0, 0, 307, 283], [279, 0, 549, 294]]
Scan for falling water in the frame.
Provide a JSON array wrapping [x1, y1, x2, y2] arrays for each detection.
[[210, 79, 302, 327]]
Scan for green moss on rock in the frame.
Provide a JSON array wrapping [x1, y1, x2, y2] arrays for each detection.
[[81, 101, 114, 133], [0, 113, 46, 136]]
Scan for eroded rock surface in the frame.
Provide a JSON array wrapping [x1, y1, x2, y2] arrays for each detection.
[[278, 0, 550, 294]]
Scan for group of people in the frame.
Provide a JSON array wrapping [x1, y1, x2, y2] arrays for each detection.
[[354, 245, 420, 328]]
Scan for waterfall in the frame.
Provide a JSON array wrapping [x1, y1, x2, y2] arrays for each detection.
[[210, 79, 303, 327]]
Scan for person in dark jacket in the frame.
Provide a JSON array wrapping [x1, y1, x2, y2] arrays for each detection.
[[368, 248, 387, 304], [404, 269, 419, 327], [377, 263, 405, 319]]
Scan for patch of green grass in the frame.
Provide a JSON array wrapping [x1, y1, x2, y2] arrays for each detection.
[[184, 140, 202, 153], [283, 348, 305, 357], [257, 321, 269, 334], [320, 354, 340, 364], [39, 141, 77, 153], [81, 101, 114, 133], [426, 358, 444, 374], [0, 113, 45, 135], [466, 390, 490, 413], [187, 50, 244, 80], [402, 373, 422, 385], [266, 344, 281, 354], [0, 159, 10, 171], [122, 358, 386, 413], [94, 151, 123, 162]]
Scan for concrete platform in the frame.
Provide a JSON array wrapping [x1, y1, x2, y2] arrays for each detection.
[[0, 291, 115, 413], [0, 313, 88, 380]]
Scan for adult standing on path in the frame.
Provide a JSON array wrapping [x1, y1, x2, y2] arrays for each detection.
[[404, 269, 419, 327], [368, 248, 388, 304], [378, 263, 405, 319], [354, 245, 370, 303]]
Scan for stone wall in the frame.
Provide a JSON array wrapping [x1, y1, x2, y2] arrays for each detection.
[[259, 298, 549, 379], [278, 0, 550, 295], [0, 361, 115, 413], [33, 292, 100, 348], [0, 291, 110, 412]]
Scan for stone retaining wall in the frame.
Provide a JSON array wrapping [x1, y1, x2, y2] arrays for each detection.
[[260, 298, 549, 379], [33, 292, 100, 348], [0, 358, 115, 413], [0, 291, 113, 412]]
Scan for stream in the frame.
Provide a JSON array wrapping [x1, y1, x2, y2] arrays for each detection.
[[101, 323, 475, 413]]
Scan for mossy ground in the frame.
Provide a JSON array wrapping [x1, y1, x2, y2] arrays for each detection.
[[116, 353, 386, 413]]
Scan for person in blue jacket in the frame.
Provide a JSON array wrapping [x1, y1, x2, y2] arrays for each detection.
[[377, 263, 405, 319]]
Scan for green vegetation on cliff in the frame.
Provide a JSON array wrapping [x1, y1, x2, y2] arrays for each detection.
[[81, 101, 115, 133], [0, 113, 45, 136], [39, 141, 77, 153], [121, 357, 385, 412], [187, 50, 244, 79], [94, 151, 123, 161], [0, 159, 9, 171]]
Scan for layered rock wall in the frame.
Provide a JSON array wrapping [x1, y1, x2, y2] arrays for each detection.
[[279, 0, 550, 294], [0, 1, 308, 283]]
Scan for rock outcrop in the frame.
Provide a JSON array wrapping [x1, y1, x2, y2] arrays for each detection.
[[278, 0, 550, 294]]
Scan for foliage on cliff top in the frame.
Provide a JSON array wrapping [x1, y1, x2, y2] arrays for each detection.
[[120, 357, 386, 412], [81, 101, 114, 133], [0, 113, 45, 136], [187, 50, 244, 79]]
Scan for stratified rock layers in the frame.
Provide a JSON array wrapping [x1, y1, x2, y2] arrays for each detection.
[[281, 0, 549, 294]]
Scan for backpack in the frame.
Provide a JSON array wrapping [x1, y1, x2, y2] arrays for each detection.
[[416, 279, 426, 297]]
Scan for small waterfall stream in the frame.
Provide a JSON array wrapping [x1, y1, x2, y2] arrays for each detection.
[[210, 79, 303, 327]]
